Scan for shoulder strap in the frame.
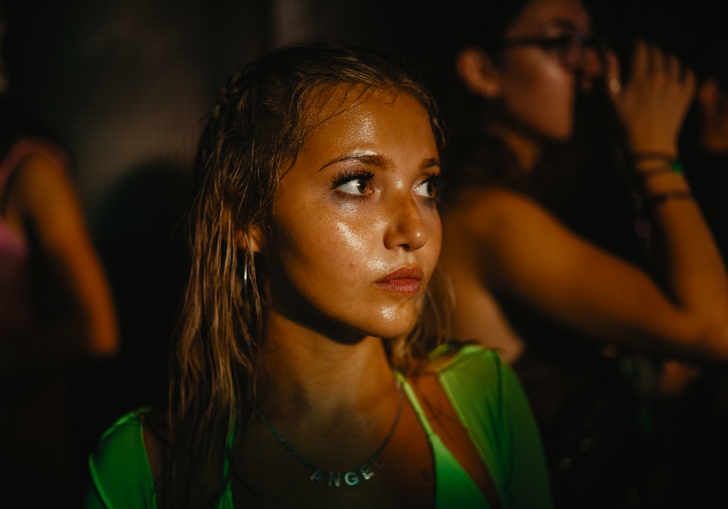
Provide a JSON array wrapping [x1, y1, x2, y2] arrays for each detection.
[[223, 418, 236, 481], [395, 372, 436, 437], [88, 409, 156, 509]]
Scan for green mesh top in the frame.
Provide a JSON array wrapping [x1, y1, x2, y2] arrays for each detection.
[[84, 346, 552, 509]]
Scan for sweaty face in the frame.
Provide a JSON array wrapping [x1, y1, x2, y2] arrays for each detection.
[[261, 89, 441, 341], [698, 77, 728, 155], [499, 0, 592, 140]]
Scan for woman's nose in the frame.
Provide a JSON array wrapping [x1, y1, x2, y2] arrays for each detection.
[[383, 194, 428, 252]]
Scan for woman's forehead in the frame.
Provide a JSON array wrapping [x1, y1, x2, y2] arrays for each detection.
[[507, 0, 590, 37], [278, 87, 428, 176], [303, 84, 400, 126]]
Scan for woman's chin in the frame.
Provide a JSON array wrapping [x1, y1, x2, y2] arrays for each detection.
[[337, 306, 417, 340]]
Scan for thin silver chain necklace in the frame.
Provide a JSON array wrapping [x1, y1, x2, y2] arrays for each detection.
[[256, 375, 403, 488]]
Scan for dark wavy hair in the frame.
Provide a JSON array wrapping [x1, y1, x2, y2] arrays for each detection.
[[158, 42, 451, 508]]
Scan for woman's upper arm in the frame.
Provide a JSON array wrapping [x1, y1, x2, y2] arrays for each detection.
[[14, 153, 118, 354], [469, 189, 711, 359], [142, 423, 166, 484]]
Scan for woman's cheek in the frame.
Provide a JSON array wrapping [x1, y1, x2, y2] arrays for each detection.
[[504, 53, 575, 140], [333, 220, 367, 257], [330, 205, 382, 256], [426, 207, 442, 254]]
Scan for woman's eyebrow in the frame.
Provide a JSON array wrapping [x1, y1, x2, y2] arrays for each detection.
[[421, 157, 440, 170], [537, 19, 585, 32], [319, 153, 393, 172]]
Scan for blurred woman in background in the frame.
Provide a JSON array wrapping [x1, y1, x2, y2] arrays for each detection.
[[648, 33, 728, 507], [0, 15, 118, 508], [413, 0, 728, 506], [684, 40, 728, 257]]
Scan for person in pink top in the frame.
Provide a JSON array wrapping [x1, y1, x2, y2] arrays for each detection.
[[0, 118, 118, 366], [0, 25, 119, 505]]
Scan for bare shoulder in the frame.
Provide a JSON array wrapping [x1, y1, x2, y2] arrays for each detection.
[[9, 151, 90, 250], [442, 186, 569, 281], [142, 414, 171, 483], [142, 413, 226, 495], [17, 152, 80, 209], [444, 186, 555, 240]]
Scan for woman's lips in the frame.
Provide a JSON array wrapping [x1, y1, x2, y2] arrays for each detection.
[[374, 267, 423, 294]]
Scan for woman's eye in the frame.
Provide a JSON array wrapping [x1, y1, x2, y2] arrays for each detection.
[[337, 178, 371, 196], [414, 178, 438, 199]]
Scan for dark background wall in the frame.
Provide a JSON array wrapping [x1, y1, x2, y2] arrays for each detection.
[[0, 3, 414, 505], [0, 0, 725, 506], [2, 0, 722, 215]]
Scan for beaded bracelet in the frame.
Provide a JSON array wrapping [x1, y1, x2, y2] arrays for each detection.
[[632, 159, 684, 183], [651, 190, 692, 205], [632, 151, 678, 163]]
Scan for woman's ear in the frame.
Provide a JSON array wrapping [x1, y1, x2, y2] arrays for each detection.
[[235, 225, 266, 253], [456, 47, 502, 99]]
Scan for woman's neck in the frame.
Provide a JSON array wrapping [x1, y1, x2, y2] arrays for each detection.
[[500, 129, 542, 173], [258, 311, 396, 423], [484, 116, 544, 173]]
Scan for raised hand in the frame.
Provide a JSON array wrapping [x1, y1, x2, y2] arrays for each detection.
[[607, 41, 695, 156]]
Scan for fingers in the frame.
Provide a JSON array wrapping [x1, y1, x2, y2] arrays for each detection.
[[632, 41, 675, 78], [666, 53, 680, 82], [618, 41, 694, 153], [632, 41, 668, 80], [606, 51, 621, 99], [632, 40, 648, 79], [683, 67, 696, 97], [631, 40, 693, 90], [650, 43, 664, 76]]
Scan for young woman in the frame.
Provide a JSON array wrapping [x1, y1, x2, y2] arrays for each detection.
[[0, 21, 118, 506], [84, 44, 552, 509], [419, 0, 728, 505], [438, 0, 728, 366]]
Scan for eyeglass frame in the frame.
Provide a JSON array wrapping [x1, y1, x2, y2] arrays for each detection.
[[501, 32, 606, 70]]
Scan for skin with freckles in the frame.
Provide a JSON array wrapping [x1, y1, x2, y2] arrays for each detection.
[[186, 88, 496, 509], [258, 88, 442, 343], [137, 46, 506, 509]]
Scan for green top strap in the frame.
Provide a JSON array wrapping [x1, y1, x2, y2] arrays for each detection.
[[85, 346, 551, 509], [395, 372, 435, 437], [436, 345, 552, 509]]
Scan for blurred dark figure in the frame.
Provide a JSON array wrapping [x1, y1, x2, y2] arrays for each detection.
[[682, 34, 728, 260], [644, 32, 728, 509], [65, 161, 191, 506], [397, 0, 728, 507], [0, 15, 118, 509]]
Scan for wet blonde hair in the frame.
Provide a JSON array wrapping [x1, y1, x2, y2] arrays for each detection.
[[162, 42, 452, 508]]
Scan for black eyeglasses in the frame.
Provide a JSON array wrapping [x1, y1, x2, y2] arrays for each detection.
[[502, 32, 604, 69]]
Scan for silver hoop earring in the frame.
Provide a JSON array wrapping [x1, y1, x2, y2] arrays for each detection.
[[242, 257, 250, 302]]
